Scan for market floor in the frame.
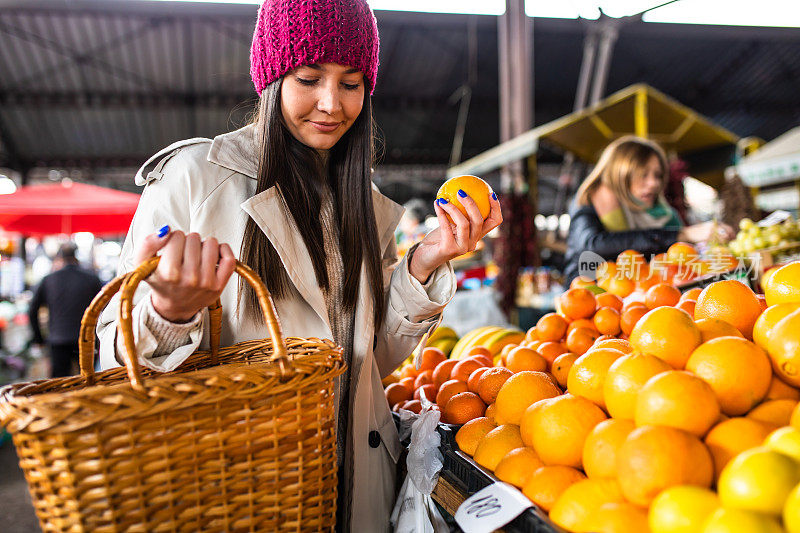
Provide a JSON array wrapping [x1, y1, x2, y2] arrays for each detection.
[[0, 441, 41, 532]]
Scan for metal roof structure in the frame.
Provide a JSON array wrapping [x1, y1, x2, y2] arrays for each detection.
[[0, 0, 799, 186]]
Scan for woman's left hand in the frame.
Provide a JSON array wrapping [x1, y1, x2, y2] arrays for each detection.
[[408, 191, 503, 284]]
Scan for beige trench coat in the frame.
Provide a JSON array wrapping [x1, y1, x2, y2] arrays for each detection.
[[97, 124, 456, 531]]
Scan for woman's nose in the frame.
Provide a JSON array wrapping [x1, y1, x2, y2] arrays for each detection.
[[316, 86, 342, 115]]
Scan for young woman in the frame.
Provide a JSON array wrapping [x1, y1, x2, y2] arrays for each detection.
[[564, 136, 733, 282], [97, 0, 501, 530]]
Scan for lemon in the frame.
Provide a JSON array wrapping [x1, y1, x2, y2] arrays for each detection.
[[703, 507, 784, 533], [765, 426, 800, 462], [718, 446, 800, 514], [648, 485, 720, 533], [785, 483, 800, 533]]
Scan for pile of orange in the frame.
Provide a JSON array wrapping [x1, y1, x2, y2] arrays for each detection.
[[385, 256, 800, 533]]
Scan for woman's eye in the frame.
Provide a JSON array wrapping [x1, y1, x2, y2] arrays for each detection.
[[296, 77, 317, 86], [343, 82, 360, 91]]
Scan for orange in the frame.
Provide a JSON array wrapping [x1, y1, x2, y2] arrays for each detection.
[[616, 425, 713, 506], [549, 478, 625, 532], [494, 371, 561, 425], [752, 303, 800, 351], [403, 399, 422, 413], [757, 294, 768, 311], [620, 305, 649, 336], [582, 502, 649, 533], [630, 306, 702, 368], [485, 402, 497, 423], [704, 417, 775, 480], [455, 417, 496, 455], [593, 334, 616, 343], [604, 352, 672, 420], [399, 376, 415, 391], [765, 374, 800, 401], [436, 175, 492, 220], [649, 486, 721, 533], [561, 287, 597, 320], [582, 418, 636, 479], [608, 276, 636, 298], [476, 367, 513, 404], [747, 399, 798, 427], [617, 249, 647, 277], [450, 358, 483, 382], [472, 424, 524, 471], [676, 298, 696, 316], [645, 283, 682, 309], [418, 347, 447, 371], [385, 382, 413, 408], [520, 394, 607, 467], [667, 241, 699, 264], [399, 364, 418, 379], [597, 261, 618, 281], [567, 317, 599, 334], [505, 346, 547, 373], [522, 466, 586, 512], [566, 327, 602, 356], [436, 379, 468, 409], [695, 317, 745, 343], [524, 326, 538, 343], [413, 369, 435, 389], [680, 287, 703, 302], [592, 338, 634, 354], [535, 312, 568, 342], [537, 341, 569, 367], [635, 370, 720, 437], [522, 340, 541, 352], [763, 308, 800, 387], [432, 359, 458, 387], [570, 275, 595, 289], [594, 307, 622, 336], [442, 392, 486, 425], [763, 261, 800, 306], [414, 383, 438, 402], [499, 343, 518, 366], [467, 353, 493, 367], [793, 402, 800, 429], [694, 280, 762, 339], [596, 292, 623, 312], [494, 447, 544, 488], [567, 348, 625, 409], [685, 337, 772, 415], [551, 352, 579, 389], [467, 366, 489, 392]]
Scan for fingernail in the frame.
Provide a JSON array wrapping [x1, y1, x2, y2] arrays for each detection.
[[158, 225, 170, 238], [492, 192, 498, 200], [439, 198, 448, 204], [457, 189, 467, 198]]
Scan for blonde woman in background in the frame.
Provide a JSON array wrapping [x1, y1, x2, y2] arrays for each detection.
[[564, 136, 734, 282]]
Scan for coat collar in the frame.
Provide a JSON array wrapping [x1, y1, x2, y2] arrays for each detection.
[[216, 124, 406, 327]]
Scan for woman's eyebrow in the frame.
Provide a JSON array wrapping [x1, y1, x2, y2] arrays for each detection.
[[303, 64, 360, 74]]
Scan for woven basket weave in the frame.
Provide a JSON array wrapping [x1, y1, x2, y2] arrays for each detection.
[[0, 257, 345, 532]]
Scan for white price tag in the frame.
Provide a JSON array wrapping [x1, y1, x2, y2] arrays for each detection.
[[454, 482, 533, 533]]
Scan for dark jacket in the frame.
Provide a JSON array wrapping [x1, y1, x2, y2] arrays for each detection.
[[29, 263, 103, 345], [564, 201, 680, 284]]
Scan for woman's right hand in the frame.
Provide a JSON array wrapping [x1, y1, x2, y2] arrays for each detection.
[[133, 227, 237, 323], [678, 221, 736, 244]]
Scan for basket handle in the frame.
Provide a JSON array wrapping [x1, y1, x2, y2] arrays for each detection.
[[78, 256, 289, 391]]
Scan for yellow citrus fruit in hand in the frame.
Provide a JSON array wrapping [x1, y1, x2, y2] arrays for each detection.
[[648, 485, 720, 533], [764, 261, 800, 306], [685, 336, 772, 416], [717, 446, 800, 515], [436, 175, 492, 220], [604, 352, 671, 420]]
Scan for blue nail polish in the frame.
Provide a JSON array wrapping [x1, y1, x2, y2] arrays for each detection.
[[492, 192, 498, 200], [158, 225, 170, 238], [457, 189, 467, 198], [439, 198, 448, 204]]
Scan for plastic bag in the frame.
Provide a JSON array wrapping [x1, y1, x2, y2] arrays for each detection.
[[390, 406, 448, 533]]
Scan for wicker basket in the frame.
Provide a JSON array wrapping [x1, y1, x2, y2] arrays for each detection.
[[0, 257, 345, 532]]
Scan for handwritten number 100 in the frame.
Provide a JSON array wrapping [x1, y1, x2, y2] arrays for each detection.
[[465, 495, 502, 518]]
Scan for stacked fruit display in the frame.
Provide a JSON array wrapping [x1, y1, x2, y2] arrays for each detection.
[[728, 216, 800, 256], [384, 257, 800, 533]]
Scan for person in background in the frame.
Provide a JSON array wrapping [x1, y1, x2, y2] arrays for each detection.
[[564, 136, 734, 283], [29, 242, 103, 377]]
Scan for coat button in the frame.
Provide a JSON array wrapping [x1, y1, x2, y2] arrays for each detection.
[[368, 430, 381, 449]]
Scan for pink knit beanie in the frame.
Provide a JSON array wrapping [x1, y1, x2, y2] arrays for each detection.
[[250, 0, 380, 95]]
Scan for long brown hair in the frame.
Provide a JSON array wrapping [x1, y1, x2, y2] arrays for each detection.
[[239, 80, 385, 328], [575, 136, 668, 209]]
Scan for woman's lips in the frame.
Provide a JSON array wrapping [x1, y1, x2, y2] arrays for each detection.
[[310, 121, 341, 132]]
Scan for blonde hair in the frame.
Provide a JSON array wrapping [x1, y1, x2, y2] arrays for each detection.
[[575, 136, 668, 210]]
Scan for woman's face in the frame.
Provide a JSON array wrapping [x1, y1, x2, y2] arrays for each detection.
[[630, 154, 664, 207], [280, 63, 365, 151]]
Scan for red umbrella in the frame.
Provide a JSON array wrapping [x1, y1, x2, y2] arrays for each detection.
[[0, 181, 141, 237]]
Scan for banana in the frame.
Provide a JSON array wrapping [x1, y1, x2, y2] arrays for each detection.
[[450, 326, 498, 359], [431, 337, 458, 356], [427, 326, 458, 344], [484, 330, 526, 356]]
